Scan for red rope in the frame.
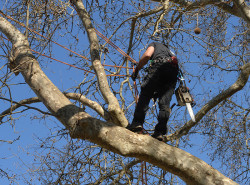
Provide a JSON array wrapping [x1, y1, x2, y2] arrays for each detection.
[[141, 161, 148, 185], [1, 8, 148, 185], [141, 162, 144, 185], [144, 161, 148, 185], [0, 11, 89, 61], [30, 49, 94, 74], [0, 11, 134, 71], [94, 28, 137, 64], [0, 35, 128, 77]]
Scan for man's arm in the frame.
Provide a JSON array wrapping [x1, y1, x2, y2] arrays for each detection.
[[136, 46, 154, 70], [131, 46, 154, 81]]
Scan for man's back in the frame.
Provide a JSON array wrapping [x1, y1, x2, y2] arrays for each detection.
[[148, 42, 173, 60]]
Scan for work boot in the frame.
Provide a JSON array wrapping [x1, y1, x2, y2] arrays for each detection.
[[151, 132, 164, 142], [126, 122, 143, 134]]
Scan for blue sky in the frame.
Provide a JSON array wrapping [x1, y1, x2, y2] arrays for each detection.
[[0, 1, 249, 184]]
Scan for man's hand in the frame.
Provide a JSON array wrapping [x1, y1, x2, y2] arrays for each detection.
[[131, 68, 139, 81]]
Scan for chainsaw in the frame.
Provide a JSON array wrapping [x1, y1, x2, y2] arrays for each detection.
[[175, 73, 196, 122]]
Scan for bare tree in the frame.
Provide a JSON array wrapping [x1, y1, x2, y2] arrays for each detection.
[[0, 0, 249, 184]]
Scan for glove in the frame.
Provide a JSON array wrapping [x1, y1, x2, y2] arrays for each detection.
[[131, 68, 139, 81]]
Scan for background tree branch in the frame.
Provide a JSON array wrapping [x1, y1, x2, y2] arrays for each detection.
[[0, 93, 113, 123], [0, 12, 239, 185], [70, 0, 128, 127], [0, 0, 248, 184], [152, 0, 250, 23], [167, 62, 250, 141]]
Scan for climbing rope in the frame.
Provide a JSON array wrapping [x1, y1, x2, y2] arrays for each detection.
[[1, 8, 148, 185], [0, 10, 134, 76], [94, 28, 137, 64], [141, 161, 148, 185], [0, 13, 136, 77], [1, 34, 130, 77]]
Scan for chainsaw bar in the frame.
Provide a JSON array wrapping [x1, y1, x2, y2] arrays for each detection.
[[186, 103, 195, 122]]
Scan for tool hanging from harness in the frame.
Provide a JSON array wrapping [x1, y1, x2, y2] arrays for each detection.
[[166, 48, 196, 122], [175, 69, 196, 122]]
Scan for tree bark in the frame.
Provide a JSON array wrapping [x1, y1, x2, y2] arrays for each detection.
[[0, 16, 88, 134], [70, 0, 128, 127], [0, 7, 241, 185], [152, 0, 250, 24]]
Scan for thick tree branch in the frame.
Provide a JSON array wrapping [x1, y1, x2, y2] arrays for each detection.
[[0, 5, 240, 185], [167, 63, 250, 141], [232, 0, 250, 23], [70, 0, 128, 127], [152, 0, 250, 24], [71, 117, 238, 185], [0, 15, 89, 133]]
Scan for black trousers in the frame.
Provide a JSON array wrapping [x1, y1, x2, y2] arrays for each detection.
[[132, 61, 178, 135]]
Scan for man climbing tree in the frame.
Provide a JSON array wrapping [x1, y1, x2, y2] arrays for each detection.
[[0, 0, 249, 184], [127, 42, 179, 141]]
